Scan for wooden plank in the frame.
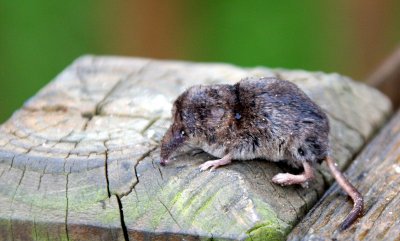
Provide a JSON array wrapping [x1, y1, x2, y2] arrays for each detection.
[[368, 46, 400, 109], [288, 109, 400, 240], [0, 56, 392, 240]]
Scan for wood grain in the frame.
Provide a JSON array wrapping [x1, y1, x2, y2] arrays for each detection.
[[0, 56, 392, 240], [288, 109, 400, 240]]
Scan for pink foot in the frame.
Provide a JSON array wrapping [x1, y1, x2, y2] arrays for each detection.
[[272, 173, 308, 187], [272, 162, 314, 188], [199, 154, 232, 171]]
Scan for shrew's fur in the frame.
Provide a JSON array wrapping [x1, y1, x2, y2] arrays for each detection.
[[160, 77, 363, 230]]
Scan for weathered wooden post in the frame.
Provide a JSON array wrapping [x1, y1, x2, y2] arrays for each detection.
[[0, 56, 392, 240]]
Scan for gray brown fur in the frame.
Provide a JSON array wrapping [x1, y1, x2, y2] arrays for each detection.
[[160, 77, 329, 168], [160, 77, 363, 230]]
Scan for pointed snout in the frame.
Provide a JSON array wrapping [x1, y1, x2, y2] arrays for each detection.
[[160, 124, 187, 166], [160, 159, 169, 166]]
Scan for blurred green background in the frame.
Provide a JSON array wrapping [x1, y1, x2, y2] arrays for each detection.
[[1, 1, 399, 123]]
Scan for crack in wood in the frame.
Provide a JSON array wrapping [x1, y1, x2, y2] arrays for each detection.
[[158, 198, 183, 230], [116, 195, 130, 241], [118, 146, 158, 198], [33, 217, 38, 241], [6, 128, 29, 139], [65, 171, 70, 241], [0, 137, 12, 148], [294, 188, 310, 215], [94, 113, 156, 119], [23, 105, 71, 114], [2, 141, 39, 171], [150, 159, 165, 186], [21, 106, 161, 121], [0, 167, 5, 179], [248, 234, 255, 241], [63, 138, 83, 162], [8, 164, 26, 241], [10, 220, 14, 241], [94, 66, 148, 116], [81, 117, 92, 132], [140, 116, 161, 135], [10, 166, 26, 207], [8, 155, 15, 171], [156, 163, 164, 181], [104, 141, 111, 198], [366, 187, 399, 235], [37, 172, 44, 191], [32, 119, 71, 136], [60, 130, 78, 143]]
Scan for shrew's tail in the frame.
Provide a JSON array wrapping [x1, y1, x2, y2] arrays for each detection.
[[326, 156, 364, 231]]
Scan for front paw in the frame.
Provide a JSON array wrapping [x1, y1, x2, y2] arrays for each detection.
[[199, 160, 218, 172]]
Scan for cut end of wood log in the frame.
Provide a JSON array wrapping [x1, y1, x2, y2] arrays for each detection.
[[0, 56, 393, 240]]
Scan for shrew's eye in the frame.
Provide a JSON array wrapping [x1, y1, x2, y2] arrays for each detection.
[[180, 130, 186, 137]]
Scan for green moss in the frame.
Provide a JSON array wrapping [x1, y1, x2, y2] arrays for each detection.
[[192, 190, 219, 218], [68, 186, 109, 212], [29, 220, 69, 241], [171, 185, 226, 232], [0, 219, 12, 241], [122, 170, 293, 239], [149, 205, 170, 230], [252, 198, 279, 221], [13, 181, 110, 213], [120, 186, 176, 230], [21, 192, 66, 211], [171, 190, 183, 205], [97, 206, 120, 224], [245, 198, 290, 241], [245, 222, 285, 241]]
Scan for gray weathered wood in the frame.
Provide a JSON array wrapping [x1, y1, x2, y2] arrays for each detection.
[[0, 56, 392, 240], [288, 109, 400, 240]]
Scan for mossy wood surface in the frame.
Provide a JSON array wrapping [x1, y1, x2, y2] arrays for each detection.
[[288, 109, 400, 240], [0, 56, 392, 240]]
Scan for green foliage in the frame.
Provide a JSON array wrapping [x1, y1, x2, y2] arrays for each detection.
[[1, 1, 399, 123], [0, 1, 109, 123]]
